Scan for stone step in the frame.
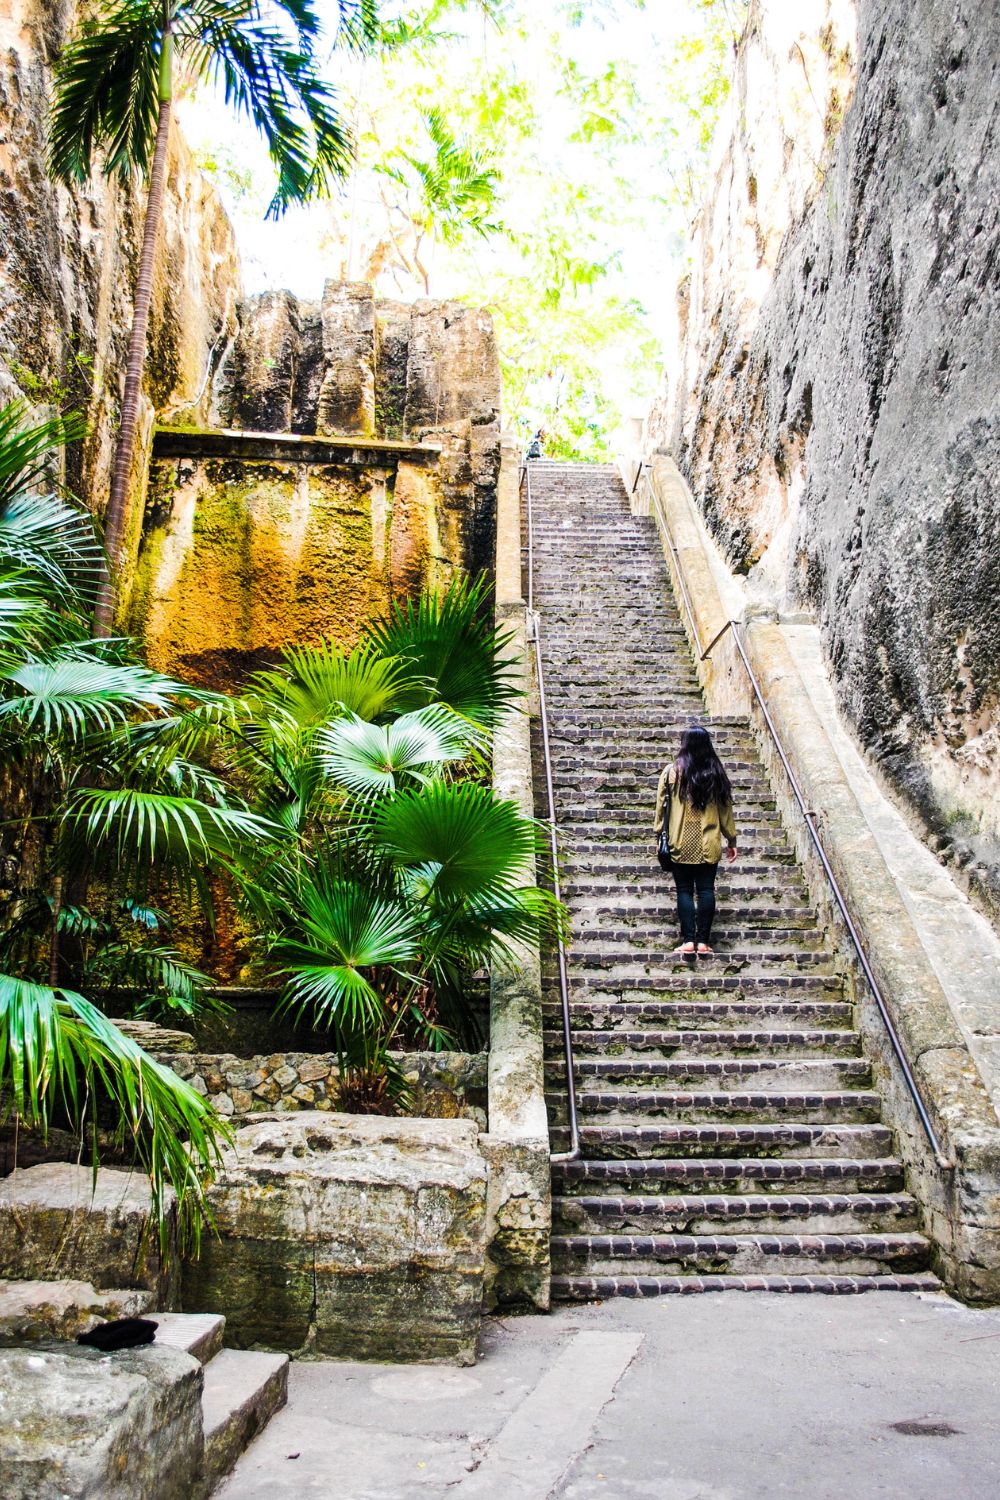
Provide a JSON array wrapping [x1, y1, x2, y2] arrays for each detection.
[[543, 1000, 855, 1030], [151, 1311, 225, 1365], [201, 1348, 289, 1493], [551, 944, 833, 968], [552, 1192, 922, 1235], [553, 959, 837, 983], [551, 1272, 943, 1299], [571, 914, 820, 934], [543, 1027, 862, 1058], [547, 970, 845, 994], [570, 924, 824, 943], [552, 1157, 907, 1195], [549, 1057, 872, 1088], [561, 879, 810, 901], [547, 1122, 894, 1158], [549, 1089, 883, 1125], [550, 1232, 932, 1278]]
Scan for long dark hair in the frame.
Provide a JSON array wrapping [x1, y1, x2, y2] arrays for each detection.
[[675, 726, 732, 812]]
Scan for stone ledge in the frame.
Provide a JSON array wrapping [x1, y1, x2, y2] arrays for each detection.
[[641, 453, 1000, 1301], [0, 1164, 178, 1305], [153, 426, 441, 465], [183, 1112, 487, 1364], [0, 1343, 203, 1500]]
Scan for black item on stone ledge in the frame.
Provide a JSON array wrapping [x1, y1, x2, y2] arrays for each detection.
[[77, 1317, 158, 1351]]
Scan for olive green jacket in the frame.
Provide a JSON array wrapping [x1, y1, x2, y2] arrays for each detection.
[[654, 765, 737, 865]]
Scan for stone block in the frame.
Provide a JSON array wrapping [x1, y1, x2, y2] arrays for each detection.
[[317, 281, 376, 436], [0, 1343, 202, 1499], [0, 1165, 177, 1303], [182, 1112, 486, 1363]]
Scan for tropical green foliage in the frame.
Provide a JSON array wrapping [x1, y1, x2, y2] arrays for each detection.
[[187, 0, 746, 458], [49, 0, 382, 636], [216, 579, 559, 1109], [49, 0, 377, 217], [0, 403, 270, 1242]]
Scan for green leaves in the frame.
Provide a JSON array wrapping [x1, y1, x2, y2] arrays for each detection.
[[251, 639, 410, 728], [51, 1, 377, 208], [65, 787, 278, 874], [0, 657, 179, 740], [318, 705, 474, 797], [367, 575, 520, 728], [49, 0, 163, 183], [0, 972, 226, 1252], [271, 865, 419, 1029], [374, 781, 536, 899]]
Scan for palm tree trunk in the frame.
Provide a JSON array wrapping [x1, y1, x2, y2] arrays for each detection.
[[48, 874, 63, 986], [93, 34, 173, 638]]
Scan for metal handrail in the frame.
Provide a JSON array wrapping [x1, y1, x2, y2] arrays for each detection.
[[519, 457, 581, 1163], [636, 464, 955, 1172]]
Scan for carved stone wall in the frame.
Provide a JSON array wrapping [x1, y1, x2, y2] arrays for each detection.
[[0, 0, 241, 518]]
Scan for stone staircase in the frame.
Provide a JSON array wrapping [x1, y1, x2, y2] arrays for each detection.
[[153, 1311, 288, 1491], [527, 461, 939, 1297]]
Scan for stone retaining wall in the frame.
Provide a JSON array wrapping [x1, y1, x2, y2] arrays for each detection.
[[157, 1049, 487, 1126], [479, 435, 552, 1312]]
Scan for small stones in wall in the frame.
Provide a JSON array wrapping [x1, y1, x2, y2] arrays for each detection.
[[159, 1048, 487, 1124]]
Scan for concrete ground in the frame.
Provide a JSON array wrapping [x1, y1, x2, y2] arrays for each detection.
[[218, 1291, 1000, 1499]]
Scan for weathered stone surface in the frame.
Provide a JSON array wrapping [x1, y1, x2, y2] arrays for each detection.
[[112, 1019, 196, 1056], [0, 1164, 177, 1302], [182, 1113, 486, 1363], [483, 449, 552, 1311], [651, 0, 1000, 923], [0, 1343, 202, 1499], [0, 1279, 155, 1342], [155, 1048, 486, 1121], [641, 454, 1000, 1299], [317, 281, 376, 436]]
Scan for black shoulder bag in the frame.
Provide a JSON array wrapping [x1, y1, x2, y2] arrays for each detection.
[[657, 774, 673, 872]]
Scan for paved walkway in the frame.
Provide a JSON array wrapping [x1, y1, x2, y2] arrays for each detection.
[[219, 1292, 1000, 1499]]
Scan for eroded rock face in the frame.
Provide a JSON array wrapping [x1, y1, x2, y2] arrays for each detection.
[[651, 0, 1000, 921], [0, 0, 240, 519], [182, 1112, 487, 1364], [0, 1343, 202, 1500]]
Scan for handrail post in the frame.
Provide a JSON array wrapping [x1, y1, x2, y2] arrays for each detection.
[[520, 457, 581, 1163]]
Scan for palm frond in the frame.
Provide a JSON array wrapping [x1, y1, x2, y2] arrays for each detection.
[[180, 0, 364, 216], [64, 787, 279, 873], [367, 575, 521, 728], [317, 705, 476, 798], [250, 639, 412, 727], [0, 972, 225, 1251], [49, 0, 163, 183], [271, 864, 419, 1029], [0, 655, 181, 739], [371, 781, 537, 900]]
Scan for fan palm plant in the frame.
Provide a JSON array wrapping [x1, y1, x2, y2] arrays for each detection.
[[0, 403, 278, 1241], [48, 0, 379, 636], [225, 577, 560, 1109]]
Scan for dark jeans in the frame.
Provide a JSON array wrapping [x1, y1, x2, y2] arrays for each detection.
[[672, 861, 719, 944]]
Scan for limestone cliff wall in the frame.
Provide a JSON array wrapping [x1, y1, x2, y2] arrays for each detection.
[[0, 0, 241, 520], [651, 0, 1000, 921], [132, 285, 502, 687]]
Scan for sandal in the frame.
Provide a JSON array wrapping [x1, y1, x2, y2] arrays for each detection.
[[697, 944, 714, 956], [672, 943, 696, 957]]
